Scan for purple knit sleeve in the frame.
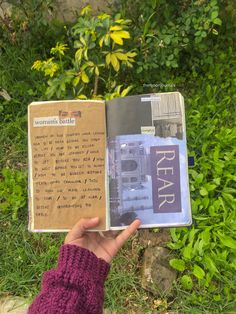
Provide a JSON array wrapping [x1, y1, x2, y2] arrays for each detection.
[[28, 244, 110, 314]]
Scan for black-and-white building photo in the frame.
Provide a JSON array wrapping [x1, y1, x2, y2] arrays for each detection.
[[151, 93, 183, 139], [109, 139, 153, 226]]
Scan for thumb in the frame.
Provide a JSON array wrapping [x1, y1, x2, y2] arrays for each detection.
[[65, 217, 99, 243]]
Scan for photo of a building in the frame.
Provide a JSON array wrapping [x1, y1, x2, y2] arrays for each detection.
[[151, 93, 183, 139], [109, 138, 153, 226]]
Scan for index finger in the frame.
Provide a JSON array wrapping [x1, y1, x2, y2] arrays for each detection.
[[115, 219, 141, 249]]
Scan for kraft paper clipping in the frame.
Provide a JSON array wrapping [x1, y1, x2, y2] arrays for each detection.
[[28, 100, 107, 231]]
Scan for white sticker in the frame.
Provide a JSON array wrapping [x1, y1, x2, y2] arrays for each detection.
[[33, 116, 76, 127], [141, 126, 155, 135], [141, 96, 161, 102]]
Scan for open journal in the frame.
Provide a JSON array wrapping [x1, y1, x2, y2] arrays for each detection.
[[28, 92, 192, 232]]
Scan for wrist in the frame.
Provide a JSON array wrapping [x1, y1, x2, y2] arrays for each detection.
[[57, 244, 110, 285]]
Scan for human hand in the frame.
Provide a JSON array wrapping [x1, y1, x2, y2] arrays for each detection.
[[64, 217, 141, 263]]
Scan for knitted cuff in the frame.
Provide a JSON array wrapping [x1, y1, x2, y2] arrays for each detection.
[[57, 244, 110, 285]]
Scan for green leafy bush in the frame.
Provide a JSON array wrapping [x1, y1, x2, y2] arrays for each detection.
[[117, 0, 236, 93], [0, 0, 65, 120], [168, 50, 236, 311], [0, 0, 64, 168], [0, 168, 27, 219], [32, 6, 136, 100], [0, 0, 61, 47]]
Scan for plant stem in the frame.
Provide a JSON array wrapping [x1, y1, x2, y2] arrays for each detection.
[[93, 74, 99, 96]]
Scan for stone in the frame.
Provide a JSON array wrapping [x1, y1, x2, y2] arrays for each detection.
[[54, 0, 114, 22], [0, 0, 115, 23], [0, 297, 29, 314], [138, 229, 171, 248], [0, 1, 12, 19], [141, 246, 177, 296]]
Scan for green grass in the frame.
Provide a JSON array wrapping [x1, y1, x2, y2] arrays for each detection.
[[0, 211, 64, 300], [0, 116, 28, 169], [104, 238, 154, 313]]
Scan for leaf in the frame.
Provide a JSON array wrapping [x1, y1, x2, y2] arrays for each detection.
[[80, 36, 86, 46], [189, 227, 199, 243], [203, 255, 219, 273], [170, 228, 178, 242], [126, 52, 137, 58], [80, 5, 92, 16], [169, 258, 186, 271], [115, 52, 128, 61], [74, 40, 83, 48], [99, 37, 104, 47], [81, 71, 89, 83], [198, 239, 205, 255], [110, 33, 123, 45], [77, 94, 87, 99], [151, 0, 157, 9], [0, 202, 8, 211], [205, 183, 217, 191], [213, 18, 222, 26], [85, 61, 94, 67], [31, 60, 43, 71], [211, 11, 218, 20], [213, 294, 221, 301], [115, 18, 131, 24], [183, 243, 192, 259], [0, 89, 11, 101], [193, 264, 205, 279], [104, 34, 110, 46], [181, 275, 193, 289], [110, 31, 130, 45], [95, 66, 99, 76], [110, 54, 120, 71], [143, 12, 155, 37], [192, 238, 201, 256], [167, 242, 184, 250], [50, 42, 68, 56], [110, 25, 122, 31], [164, 36, 171, 45], [217, 233, 236, 250], [200, 187, 208, 196], [106, 53, 111, 65], [200, 229, 211, 245], [121, 85, 132, 97], [213, 177, 221, 185], [116, 30, 130, 39], [75, 48, 83, 61], [97, 13, 110, 20], [73, 76, 80, 87]]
